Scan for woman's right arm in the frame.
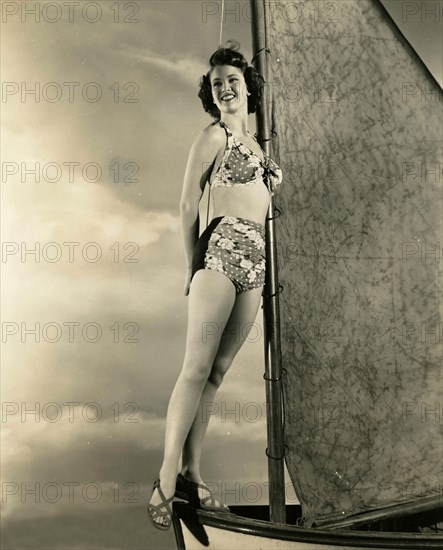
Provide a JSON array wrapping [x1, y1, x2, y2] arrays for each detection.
[[179, 125, 223, 272]]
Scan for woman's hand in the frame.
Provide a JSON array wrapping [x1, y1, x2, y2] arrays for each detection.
[[184, 268, 192, 296]]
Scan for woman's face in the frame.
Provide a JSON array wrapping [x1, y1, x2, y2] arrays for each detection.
[[210, 65, 249, 115]]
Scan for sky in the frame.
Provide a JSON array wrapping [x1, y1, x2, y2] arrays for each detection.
[[1, 1, 442, 549]]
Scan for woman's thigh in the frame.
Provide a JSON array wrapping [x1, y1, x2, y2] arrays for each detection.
[[211, 286, 263, 373], [183, 268, 237, 374]]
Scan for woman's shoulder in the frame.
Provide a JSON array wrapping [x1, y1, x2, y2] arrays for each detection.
[[191, 120, 225, 150], [200, 119, 224, 139]]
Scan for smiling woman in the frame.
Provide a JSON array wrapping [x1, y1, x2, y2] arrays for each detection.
[[197, 44, 265, 120], [146, 41, 283, 531]]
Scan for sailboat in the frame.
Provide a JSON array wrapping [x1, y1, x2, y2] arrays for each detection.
[[171, 0, 443, 547]]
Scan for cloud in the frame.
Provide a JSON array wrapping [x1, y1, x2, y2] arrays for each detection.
[[115, 46, 208, 88], [1, 401, 276, 522]]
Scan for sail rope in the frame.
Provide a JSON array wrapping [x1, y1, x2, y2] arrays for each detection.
[[260, 0, 287, 459], [218, 0, 225, 47]]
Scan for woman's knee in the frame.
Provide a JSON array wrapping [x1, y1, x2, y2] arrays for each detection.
[[181, 358, 213, 386], [208, 358, 232, 388]]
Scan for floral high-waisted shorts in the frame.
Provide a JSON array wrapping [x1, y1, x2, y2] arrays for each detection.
[[191, 216, 266, 294]]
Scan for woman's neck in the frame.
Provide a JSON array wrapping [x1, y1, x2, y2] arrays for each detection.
[[220, 114, 249, 137]]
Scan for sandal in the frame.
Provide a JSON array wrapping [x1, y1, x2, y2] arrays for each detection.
[[175, 473, 230, 512], [147, 478, 174, 530], [175, 473, 190, 501]]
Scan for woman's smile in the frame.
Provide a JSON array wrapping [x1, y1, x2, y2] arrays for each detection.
[[221, 92, 236, 102]]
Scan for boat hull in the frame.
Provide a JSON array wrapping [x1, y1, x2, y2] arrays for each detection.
[[173, 503, 443, 549]]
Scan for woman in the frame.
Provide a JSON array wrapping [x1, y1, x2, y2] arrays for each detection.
[[147, 42, 283, 530]]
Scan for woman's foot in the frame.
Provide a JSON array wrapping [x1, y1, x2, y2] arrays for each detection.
[[147, 476, 176, 529], [178, 470, 230, 511]]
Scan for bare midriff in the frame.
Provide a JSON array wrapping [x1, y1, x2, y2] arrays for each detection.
[[209, 181, 271, 226]]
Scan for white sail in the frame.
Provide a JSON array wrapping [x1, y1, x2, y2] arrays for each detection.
[[268, 0, 443, 528]]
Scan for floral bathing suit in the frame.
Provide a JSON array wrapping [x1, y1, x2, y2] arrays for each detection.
[[190, 119, 283, 294]]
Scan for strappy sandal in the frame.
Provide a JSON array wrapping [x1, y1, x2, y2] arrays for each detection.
[[175, 473, 230, 512], [175, 473, 190, 501], [147, 478, 174, 530]]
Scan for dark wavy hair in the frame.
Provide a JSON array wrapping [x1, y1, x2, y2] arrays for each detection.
[[198, 40, 265, 119]]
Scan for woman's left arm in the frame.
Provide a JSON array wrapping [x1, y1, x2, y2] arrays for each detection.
[[179, 126, 224, 269]]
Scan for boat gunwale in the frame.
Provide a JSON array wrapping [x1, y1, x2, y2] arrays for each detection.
[[173, 502, 443, 549], [312, 494, 443, 529]]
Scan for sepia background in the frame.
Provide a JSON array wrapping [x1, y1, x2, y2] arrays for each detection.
[[1, 0, 441, 548]]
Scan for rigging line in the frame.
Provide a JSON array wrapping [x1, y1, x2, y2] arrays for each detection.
[[218, 0, 225, 47], [263, 0, 269, 50], [262, 0, 287, 449], [262, 0, 275, 148], [250, 47, 271, 65]]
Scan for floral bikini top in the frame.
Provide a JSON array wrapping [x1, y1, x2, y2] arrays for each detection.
[[209, 120, 283, 196]]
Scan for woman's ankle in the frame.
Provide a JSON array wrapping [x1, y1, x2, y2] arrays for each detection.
[[180, 465, 201, 480], [159, 464, 179, 484]]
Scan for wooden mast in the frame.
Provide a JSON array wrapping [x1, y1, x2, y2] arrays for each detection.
[[250, 0, 286, 524]]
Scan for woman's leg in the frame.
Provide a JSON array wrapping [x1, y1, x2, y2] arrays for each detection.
[[149, 268, 236, 526], [180, 286, 263, 489]]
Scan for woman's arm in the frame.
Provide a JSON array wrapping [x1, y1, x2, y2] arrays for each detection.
[[179, 125, 224, 269]]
